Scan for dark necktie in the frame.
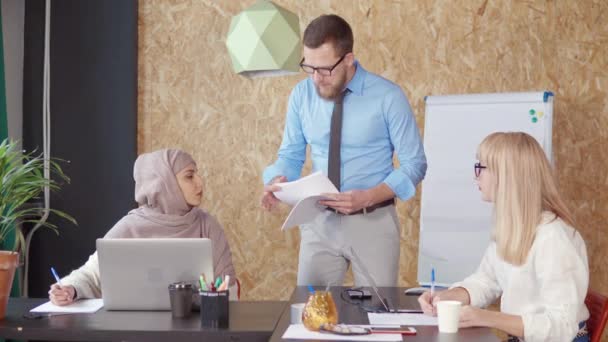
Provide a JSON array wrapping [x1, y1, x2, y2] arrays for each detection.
[[328, 90, 348, 190]]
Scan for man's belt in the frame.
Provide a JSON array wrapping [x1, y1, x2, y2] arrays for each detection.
[[326, 199, 395, 216]]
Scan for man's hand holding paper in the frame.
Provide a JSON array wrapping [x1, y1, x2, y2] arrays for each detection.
[[319, 190, 373, 215], [264, 172, 340, 230], [261, 175, 287, 211], [273, 172, 338, 206]]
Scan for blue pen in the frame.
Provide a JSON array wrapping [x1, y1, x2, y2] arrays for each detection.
[[51, 267, 62, 285], [430, 267, 436, 298], [307, 285, 315, 293]]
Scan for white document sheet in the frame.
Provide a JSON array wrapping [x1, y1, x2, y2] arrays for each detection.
[[368, 312, 438, 326], [282, 324, 402, 341], [281, 195, 332, 230], [274, 171, 338, 206], [30, 299, 104, 313], [275, 172, 339, 230]]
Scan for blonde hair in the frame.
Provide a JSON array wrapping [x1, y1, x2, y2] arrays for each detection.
[[478, 132, 575, 265]]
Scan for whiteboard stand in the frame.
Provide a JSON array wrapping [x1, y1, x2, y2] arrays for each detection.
[[417, 91, 554, 286]]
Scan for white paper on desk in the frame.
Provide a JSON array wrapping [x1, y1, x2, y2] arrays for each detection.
[[282, 324, 402, 341], [30, 299, 104, 313], [274, 171, 338, 206], [368, 312, 438, 326]]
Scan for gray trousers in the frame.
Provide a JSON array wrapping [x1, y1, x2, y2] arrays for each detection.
[[296, 205, 400, 287]]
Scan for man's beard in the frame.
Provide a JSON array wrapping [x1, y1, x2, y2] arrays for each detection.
[[315, 73, 347, 101]]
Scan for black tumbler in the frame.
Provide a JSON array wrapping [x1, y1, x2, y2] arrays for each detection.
[[168, 282, 193, 318]]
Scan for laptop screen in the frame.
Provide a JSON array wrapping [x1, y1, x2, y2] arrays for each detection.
[[345, 246, 391, 312], [97, 238, 213, 310]]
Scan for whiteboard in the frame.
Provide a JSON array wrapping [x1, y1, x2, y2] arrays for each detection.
[[417, 91, 553, 286]]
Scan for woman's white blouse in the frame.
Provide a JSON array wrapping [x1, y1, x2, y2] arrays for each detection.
[[453, 212, 589, 342]]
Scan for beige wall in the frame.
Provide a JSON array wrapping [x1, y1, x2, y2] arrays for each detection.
[[138, 0, 608, 306]]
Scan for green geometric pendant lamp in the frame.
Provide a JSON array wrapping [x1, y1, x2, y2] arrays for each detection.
[[226, 0, 301, 78]]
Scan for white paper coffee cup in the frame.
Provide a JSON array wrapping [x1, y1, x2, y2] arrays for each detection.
[[290, 303, 305, 324], [436, 300, 462, 333]]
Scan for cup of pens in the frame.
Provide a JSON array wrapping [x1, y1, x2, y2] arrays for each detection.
[[199, 275, 230, 328]]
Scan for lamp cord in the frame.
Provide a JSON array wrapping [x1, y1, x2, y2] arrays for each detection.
[[22, 0, 52, 298]]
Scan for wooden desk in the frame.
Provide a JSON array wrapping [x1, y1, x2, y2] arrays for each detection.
[[270, 286, 501, 342], [0, 298, 286, 342]]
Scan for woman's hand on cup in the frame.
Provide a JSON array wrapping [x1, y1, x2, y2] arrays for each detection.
[[458, 305, 485, 328]]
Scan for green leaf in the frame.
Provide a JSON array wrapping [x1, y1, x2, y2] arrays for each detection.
[[0, 138, 77, 249]]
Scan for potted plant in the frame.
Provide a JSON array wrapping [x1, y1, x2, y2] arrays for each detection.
[[0, 138, 75, 318]]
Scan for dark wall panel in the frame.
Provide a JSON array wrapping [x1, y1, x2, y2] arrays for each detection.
[[23, 0, 138, 298]]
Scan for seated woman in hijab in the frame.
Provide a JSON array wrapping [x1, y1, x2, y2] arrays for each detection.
[[48, 149, 238, 304]]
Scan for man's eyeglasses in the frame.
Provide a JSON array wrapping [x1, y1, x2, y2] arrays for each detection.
[[299, 54, 346, 77], [474, 162, 487, 177]]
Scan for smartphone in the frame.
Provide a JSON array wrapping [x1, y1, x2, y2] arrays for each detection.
[[319, 323, 371, 335], [23, 312, 48, 319], [404, 287, 427, 296], [346, 289, 372, 299], [392, 309, 423, 313], [370, 326, 417, 335], [23, 312, 69, 319]]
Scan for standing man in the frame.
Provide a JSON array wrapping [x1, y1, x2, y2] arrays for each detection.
[[261, 14, 426, 287]]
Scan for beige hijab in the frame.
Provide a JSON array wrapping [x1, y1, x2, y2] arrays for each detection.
[[104, 149, 235, 282]]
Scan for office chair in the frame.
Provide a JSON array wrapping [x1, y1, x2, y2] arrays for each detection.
[[585, 289, 608, 342]]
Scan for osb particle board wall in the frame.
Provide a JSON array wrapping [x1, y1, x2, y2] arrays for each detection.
[[138, 1, 608, 302]]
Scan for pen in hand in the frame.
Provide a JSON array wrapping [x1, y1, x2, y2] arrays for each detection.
[[430, 267, 437, 315], [51, 267, 62, 285], [48, 267, 76, 306], [430, 267, 435, 298]]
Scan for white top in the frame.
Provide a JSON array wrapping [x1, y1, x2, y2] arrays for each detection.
[[453, 212, 589, 342], [62, 252, 102, 300]]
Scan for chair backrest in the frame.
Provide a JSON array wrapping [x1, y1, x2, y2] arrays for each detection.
[[585, 289, 608, 342]]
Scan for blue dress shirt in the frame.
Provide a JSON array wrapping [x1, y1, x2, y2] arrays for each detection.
[[263, 62, 427, 201]]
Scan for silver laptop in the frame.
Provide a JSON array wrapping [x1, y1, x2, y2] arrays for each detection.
[[97, 238, 213, 310]]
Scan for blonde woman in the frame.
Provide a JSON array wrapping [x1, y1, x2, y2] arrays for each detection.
[[418, 132, 589, 342]]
